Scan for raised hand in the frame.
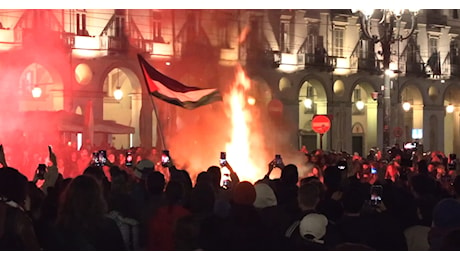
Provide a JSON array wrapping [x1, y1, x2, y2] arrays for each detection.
[[48, 145, 57, 167], [0, 144, 7, 168]]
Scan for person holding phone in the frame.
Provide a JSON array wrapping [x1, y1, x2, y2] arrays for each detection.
[[38, 145, 61, 195]]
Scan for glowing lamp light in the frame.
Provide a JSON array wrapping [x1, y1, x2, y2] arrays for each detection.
[[303, 98, 312, 109], [355, 100, 365, 111], [114, 87, 123, 101], [31, 86, 42, 98], [247, 96, 256, 106], [402, 102, 411, 112], [446, 104, 455, 114]]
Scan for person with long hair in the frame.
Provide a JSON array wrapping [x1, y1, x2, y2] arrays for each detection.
[[53, 174, 125, 250]]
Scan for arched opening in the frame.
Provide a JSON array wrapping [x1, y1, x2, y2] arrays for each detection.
[[298, 78, 327, 151], [444, 86, 460, 155], [102, 67, 142, 149], [19, 62, 64, 111], [350, 81, 378, 154], [400, 85, 423, 144]]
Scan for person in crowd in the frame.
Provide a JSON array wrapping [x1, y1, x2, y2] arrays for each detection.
[[107, 166, 141, 250], [428, 198, 460, 250], [389, 143, 403, 161], [262, 163, 300, 222], [252, 182, 291, 250], [301, 153, 315, 179], [207, 160, 240, 219], [224, 181, 270, 250], [366, 149, 377, 162], [0, 166, 42, 250], [296, 213, 330, 250], [138, 170, 166, 249], [334, 182, 369, 247], [306, 164, 324, 183], [6, 140, 460, 252], [145, 180, 190, 251], [385, 160, 400, 183], [317, 165, 344, 224], [283, 180, 336, 250], [52, 174, 126, 250], [76, 148, 92, 175], [173, 181, 224, 250]]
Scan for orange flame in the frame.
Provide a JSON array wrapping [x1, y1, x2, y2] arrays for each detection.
[[223, 66, 268, 183]]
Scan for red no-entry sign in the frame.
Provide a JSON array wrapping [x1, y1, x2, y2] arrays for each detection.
[[311, 115, 331, 134]]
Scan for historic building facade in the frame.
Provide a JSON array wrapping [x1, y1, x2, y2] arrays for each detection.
[[0, 9, 459, 155]]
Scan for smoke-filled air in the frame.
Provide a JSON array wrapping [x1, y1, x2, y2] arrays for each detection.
[[164, 65, 307, 183]]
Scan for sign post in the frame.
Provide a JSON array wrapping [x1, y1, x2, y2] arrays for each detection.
[[311, 114, 331, 150]]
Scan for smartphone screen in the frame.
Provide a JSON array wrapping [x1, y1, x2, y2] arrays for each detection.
[[161, 150, 171, 167], [92, 150, 107, 167], [221, 173, 231, 189], [370, 185, 383, 206], [404, 142, 416, 150], [125, 151, 133, 167], [92, 152, 100, 166], [275, 154, 282, 167], [37, 164, 47, 179], [98, 150, 107, 166], [220, 152, 227, 167], [371, 167, 377, 174]]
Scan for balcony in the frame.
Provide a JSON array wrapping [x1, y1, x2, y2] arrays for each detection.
[[145, 40, 173, 58], [449, 51, 460, 78], [349, 40, 381, 74], [65, 34, 107, 58], [219, 48, 238, 65], [400, 41, 428, 77], [0, 28, 18, 51], [18, 28, 66, 49], [304, 52, 335, 71]]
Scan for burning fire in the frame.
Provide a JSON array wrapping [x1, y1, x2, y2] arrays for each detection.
[[223, 66, 268, 183]]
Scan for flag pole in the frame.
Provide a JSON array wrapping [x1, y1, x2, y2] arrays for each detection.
[[137, 54, 167, 151], [148, 90, 167, 151]]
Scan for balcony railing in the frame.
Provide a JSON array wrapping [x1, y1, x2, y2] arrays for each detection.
[[442, 52, 451, 78], [400, 43, 427, 77], [451, 50, 460, 77], [349, 39, 380, 74], [303, 51, 335, 71], [127, 17, 145, 51], [0, 28, 19, 51], [145, 40, 173, 57]]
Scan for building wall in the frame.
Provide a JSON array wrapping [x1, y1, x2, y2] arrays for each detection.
[[1, 9, 460, 155]]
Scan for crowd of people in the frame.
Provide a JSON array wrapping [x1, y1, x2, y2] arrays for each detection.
[[1, 141, 460, 251]]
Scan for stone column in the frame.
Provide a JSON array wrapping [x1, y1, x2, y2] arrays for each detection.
[[328, 101, 352, 153], [423, 104, 445, 152]]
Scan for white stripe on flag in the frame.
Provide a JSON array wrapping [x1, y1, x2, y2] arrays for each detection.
[[154, 80, 217, 102]]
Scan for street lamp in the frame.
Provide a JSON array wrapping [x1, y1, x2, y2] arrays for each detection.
[[31, 86, 42, 98], [354, 9, 418, 152], [113, 87, 123, 101], [113, 68, 123, 101]]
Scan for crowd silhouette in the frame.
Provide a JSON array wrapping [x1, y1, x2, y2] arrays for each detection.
[[1, 142, 460, 251]]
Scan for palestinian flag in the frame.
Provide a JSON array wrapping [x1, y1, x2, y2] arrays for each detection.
[[137, 54, 222, 109]]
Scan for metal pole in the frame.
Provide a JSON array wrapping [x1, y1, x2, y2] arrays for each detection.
[[382, 13, 393, 154], [138, 55, 167, 151], [383, 70, 391, 151], [320, 133, 324, 150], [148, 95, 167, 151]]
